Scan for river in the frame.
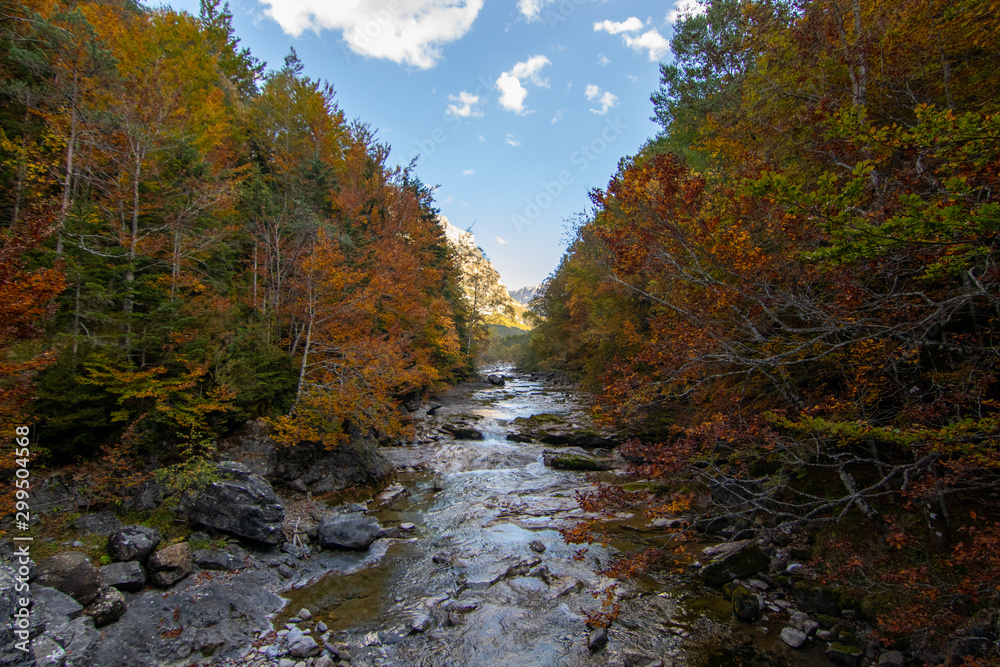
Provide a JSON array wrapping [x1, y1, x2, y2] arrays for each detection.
[[275, 371, 768, 667]]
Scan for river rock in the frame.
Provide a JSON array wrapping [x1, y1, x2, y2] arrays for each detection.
[[73, 511, 121, 536], [529, 539, 546, 553], [374, 483, 408, 505], [542, 447, 618, 471], [780, 626, 808, 648], [700, 544, 769, 588], [487, 374, 505, 386], [289, 636, 321, 658], [147, 543, 192, 587], [100, 561, 146, 592], [84, 586, 127, 627], [442, 424, 484, 440], [192, 548, 242, 571], [826, 642, 864, 667], [36, 553, 102, 606], [318, 513, 382, 549], [107, 525, 161, 562], [731, 585, 760, 622], [179, 461, 285, 545]]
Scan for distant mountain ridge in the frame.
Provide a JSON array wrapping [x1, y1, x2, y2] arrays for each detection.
[[439, 216, 529, 329], [508, 285, 541, 306]]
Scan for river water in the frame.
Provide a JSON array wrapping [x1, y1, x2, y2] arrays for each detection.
[[277, 372, 750, 667]]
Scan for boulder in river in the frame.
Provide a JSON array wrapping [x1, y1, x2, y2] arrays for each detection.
[[179, 461, 285, 545], [317, 512, 382, 550], [542, 447, 620, 471], [487, 374, 506, 386]]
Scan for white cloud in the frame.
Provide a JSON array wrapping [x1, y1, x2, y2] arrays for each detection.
[[496, 55, 550, 114], [585, 84, 617, 115], [477, 134, 485, 142], [517, 0, 560, 21], [463, 169, 475, 175], [446, 91, 483, 118], [593, 17, 644, 35], [667, 0, 705, 23], [505, 133, 521, 147], [551, 109, 564, 124], [495, 236, 508, 244], [598, 53, 611, 66], [260, 0, 484, 69], [624, 30, 670, 61], [594, 17, 671, 62]]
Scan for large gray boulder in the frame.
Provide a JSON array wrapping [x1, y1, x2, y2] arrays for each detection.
[[219, 420, 392, 496], [35, 553, 101, 606], [179, 462, 285, 545], [107, 525, 161, 563], [317, 513, 382, 550]]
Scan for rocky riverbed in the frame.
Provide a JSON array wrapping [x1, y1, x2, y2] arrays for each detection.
[[2, 370, 898, 666]]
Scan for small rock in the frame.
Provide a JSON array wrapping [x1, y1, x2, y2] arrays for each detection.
[[84, 586, 127, 627], [780, 627, 808, 648], [315, 657, 335, 667], [316, 621, 328, 633], [587, 627, 608, 651], [399, 523, 416, 532], [374, 484, 408, 505], [147, 542, 193, 587], [529, 540, 546, 553], [289, 636, 320, 658]]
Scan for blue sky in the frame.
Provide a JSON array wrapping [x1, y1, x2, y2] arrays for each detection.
[[152, 0, 703, 289]]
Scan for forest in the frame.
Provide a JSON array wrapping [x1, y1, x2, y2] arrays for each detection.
[[0, 0, 473, 497], [525, 0, 1000, 659]]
